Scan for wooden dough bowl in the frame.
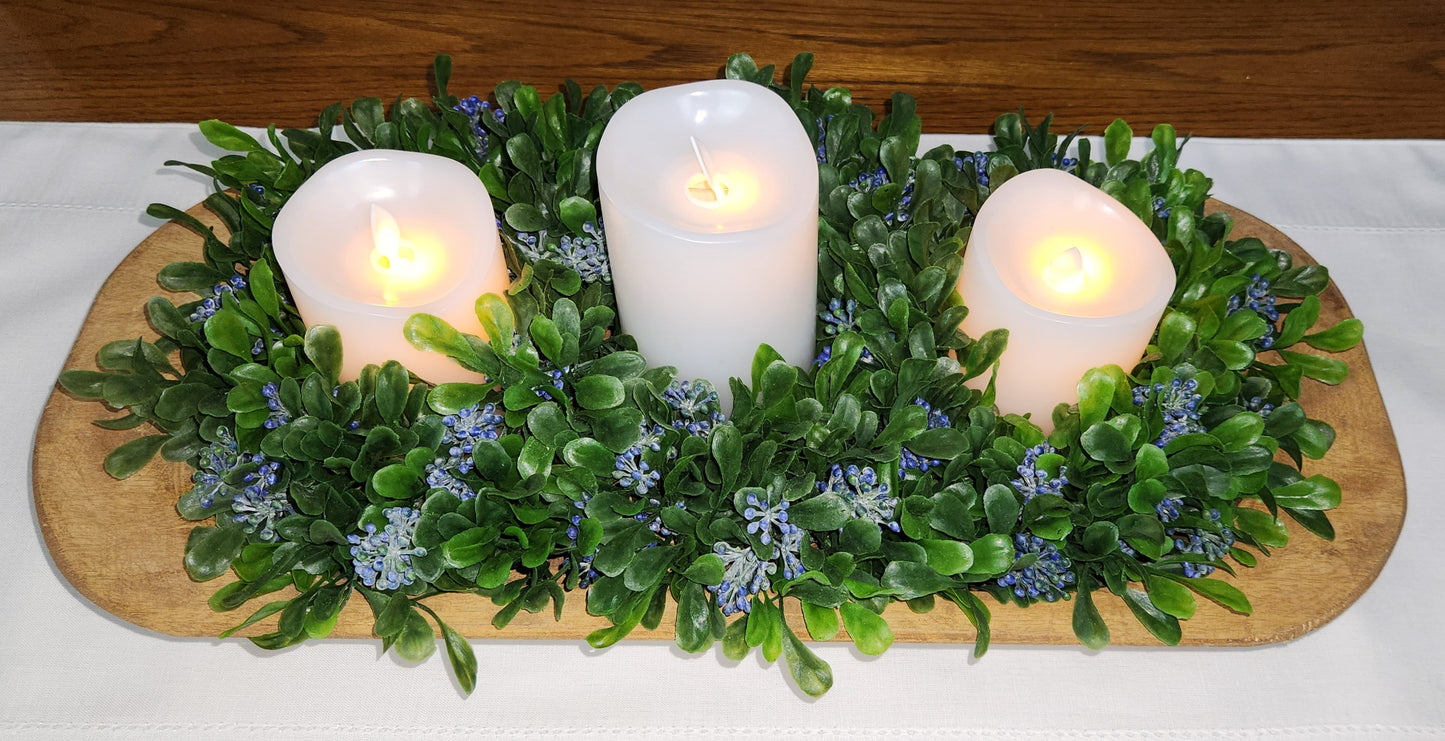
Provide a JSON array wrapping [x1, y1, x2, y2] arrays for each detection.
[[33, 200, 1406, 646]]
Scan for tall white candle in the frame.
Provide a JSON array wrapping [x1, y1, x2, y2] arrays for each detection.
[[958, 168, 1176, 430], [596, 80, 818, 410], [272, 150, 510, 384]]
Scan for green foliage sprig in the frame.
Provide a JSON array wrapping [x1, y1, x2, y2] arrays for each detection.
[[59, 52, 1363, 697]]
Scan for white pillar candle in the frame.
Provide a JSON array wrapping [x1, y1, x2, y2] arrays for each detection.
[[596, 79, 818, 411], [958, 168, 1176, 430], [272, 150, 510, 384]]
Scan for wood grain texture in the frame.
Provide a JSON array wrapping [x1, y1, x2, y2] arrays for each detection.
[[0, 0, 1441, 138], [33, 199, 1405, 645]]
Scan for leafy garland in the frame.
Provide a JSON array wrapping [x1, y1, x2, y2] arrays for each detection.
[[59, 53, 1363, 697]]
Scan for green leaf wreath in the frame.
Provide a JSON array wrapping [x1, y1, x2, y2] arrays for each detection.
[[59, 52, 1362, 697]]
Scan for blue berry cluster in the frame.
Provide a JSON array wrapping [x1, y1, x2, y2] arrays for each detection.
[[883, 171, 914, 226], [613, 447, 660, 495], [812, 342, 875, 368], [633, 498, 685, 537], [533, 365, 570, 402], [1226, 274, 1281, 349], [812, 115, 835, 163], [507, 230, 544, 263], [743, 491, 793, 547], [849, 165, 888, 193], [564, 494, 601, 588], [996, 534, 1076, 602], [230, 456, 291, 542], [187, 273, 248, 322], [453, 95, 505, 160], [1168, 508, 1236, 578], [637, 422, 667, 453], [503, 224, 612, 285], [191, 427, 242, 509], [819, 298, 858, 336], [899, 398, 951, 479], [1052, 152, 1079, 171], [955, 152, 991, 187], [1155, 495, 1183, 523], [553, 222, 611, 283], [712, 541, 777, 616], [742, 492, 807, 580], [662, 379, 726, 437], [1133, 375, 1205, 448], [819, 464, 899, 532], [348, 507, 428, 590], [260, 382, 292, 430], [1242, 395, 1275, 418], [1011, 443, 1069, 500], [424, 403, 505, 501]]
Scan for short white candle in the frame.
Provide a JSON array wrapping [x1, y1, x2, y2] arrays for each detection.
[[271, 150, 510, 384], [596, 79, 818, 411], [958, 168, 1176, 430]]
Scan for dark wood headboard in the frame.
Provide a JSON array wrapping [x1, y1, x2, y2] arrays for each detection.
[[1, 0, 1440, 137]]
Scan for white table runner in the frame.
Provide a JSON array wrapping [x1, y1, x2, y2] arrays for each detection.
[[2, 122, 1440, 739]]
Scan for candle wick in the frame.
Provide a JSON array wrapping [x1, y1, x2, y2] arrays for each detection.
[[689, 136, 727, 204]]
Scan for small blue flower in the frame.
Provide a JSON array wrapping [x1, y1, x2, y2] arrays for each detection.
[[1133, 374, 1204, 448], [711, 541, 776, 616], [996, 534, 1075, 602], [900, 398, 951, 479], [347, 507, 428, 590], [1011, 443, 1068, 500], [1169, 508, 1236, 578], [260, 382, 292, 430], [663, 379, 726, 437], [1153, 196, 1172, 220], [1226, 274, 1281, 349], [819, 298, 858, 336], [819, 463, 899, 532], [613, 447, 660, 495], [230, 456, 292, 541]]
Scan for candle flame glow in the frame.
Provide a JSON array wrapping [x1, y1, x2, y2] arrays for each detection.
[[370, 204, 418, 276], [1042, 247, 1087, 295], [685, 135, 730, 207]]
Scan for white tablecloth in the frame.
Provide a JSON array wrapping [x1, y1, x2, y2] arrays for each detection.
[[2, 122, 1441, 740]]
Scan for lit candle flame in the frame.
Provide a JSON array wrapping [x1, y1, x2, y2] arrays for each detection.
[[370, 204, 417, 276], [685, 135, 730, 207], [1043, 247, 1087, 294]]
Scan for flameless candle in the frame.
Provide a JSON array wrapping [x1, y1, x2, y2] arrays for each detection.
[[596, 79, 818, 411], [958, 168, 1176, 430], [271, 150, 510, 384]]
